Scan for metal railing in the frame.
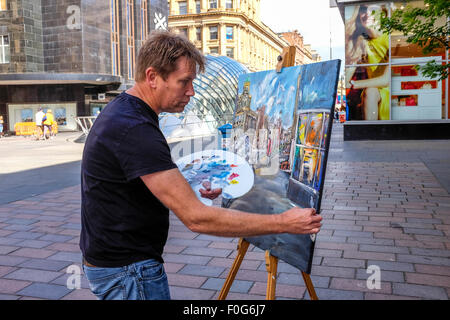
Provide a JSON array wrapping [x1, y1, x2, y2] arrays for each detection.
[[75, 116, 97, 136], [75, 113, 235, 141]]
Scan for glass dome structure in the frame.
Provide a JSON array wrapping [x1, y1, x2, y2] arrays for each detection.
[[160, 55, 249, 139]]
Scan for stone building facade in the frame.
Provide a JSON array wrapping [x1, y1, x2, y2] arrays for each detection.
[[279, 30, 321, 66], [168, 0, 288, 71], [0, 0, 168, 132]]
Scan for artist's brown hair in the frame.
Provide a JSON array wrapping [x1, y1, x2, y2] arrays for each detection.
[[135, 30, 205, 82]]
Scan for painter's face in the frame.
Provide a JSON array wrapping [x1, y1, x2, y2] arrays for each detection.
[[158, 56, 196, 113]]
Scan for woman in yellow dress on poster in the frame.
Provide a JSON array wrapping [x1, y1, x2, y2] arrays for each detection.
[[345, 4, 390, 121]]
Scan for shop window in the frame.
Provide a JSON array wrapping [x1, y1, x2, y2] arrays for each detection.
[[226, 26, 233, 40], [391, 35, 446, 60], [178, 1, 187, 15], [0, 35, 9, 64], [390, 1, 446, 61], [209, 26, 218, 40], [91, 103, 106, 116], [21, 109, 33, 122], [391, 60, 443, 120], [400, 80, 437, 90], [55, 108, 67, 126], [0, 0, 6, 11], [345, 65, 390, 121]]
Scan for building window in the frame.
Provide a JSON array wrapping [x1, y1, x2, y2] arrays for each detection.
[[210, 47, 219, 54], [226, 26, 233, 40], [0, 35, 9, 64], [179, 28, 188, 38], [178, 1, 187, 15], [126, 0, 135, 79], [209, 26, 218, 40], [226, 0, 233, 9], [110, 0, 121, 76], [0, 0, 6, 11], [196, 27, 202, 41], [209, 0, 217, 9], [226, 47, 234, 59], [195, 0, 201, 13]]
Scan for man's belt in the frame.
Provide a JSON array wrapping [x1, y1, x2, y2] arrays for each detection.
[[83, 257, 98, 268]]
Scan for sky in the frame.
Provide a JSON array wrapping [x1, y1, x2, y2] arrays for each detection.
[[260, 0, 345, 75]]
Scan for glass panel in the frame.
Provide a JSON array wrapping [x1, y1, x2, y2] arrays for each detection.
[[21, 109, 33, 122], [344, 4, 389, 65], [345, 65, 390, 120], [196, 0, 200, 13], [5, 46, 10, 63], [390, 1, 446, 60], [391, 61, 444, 120], [226, 47, 234, 58], [226, 26, 233, 40], [0, 40, 3, 63], [209, 26, 218, 40], [209, 0, 217, 9], [0, 0, 6, 10], [55, 108, 67, 126], [226, 0, 232, 9], [392, 36, 446, 60]]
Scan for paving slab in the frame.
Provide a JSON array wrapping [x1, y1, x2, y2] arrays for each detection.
[[0, 126, 449, 300]]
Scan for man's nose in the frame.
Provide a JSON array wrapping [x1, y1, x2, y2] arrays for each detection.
[[186, 83, 195, 97]]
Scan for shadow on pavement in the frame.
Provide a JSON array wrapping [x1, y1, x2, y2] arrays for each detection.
[[0, 160, 81, 204]]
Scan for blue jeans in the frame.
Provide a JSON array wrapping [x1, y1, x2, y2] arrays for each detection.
[[82, 259, 170, 300]]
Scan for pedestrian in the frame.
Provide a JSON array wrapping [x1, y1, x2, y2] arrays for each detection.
[[35, 107, 45, 139], [0, 115, 4, 138], [43, 109, 56, 139], [80, 30, 322, 300]]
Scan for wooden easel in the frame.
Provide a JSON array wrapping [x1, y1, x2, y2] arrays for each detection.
[[218, 238, 318, 300]]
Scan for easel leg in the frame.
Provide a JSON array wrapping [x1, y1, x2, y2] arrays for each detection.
[[218, 238, 249, 300], [265, 251, 278, 300], [301, 272, 318, 300]]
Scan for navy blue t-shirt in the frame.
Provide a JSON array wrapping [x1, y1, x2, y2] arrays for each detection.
[[80, 92, 177, 267]]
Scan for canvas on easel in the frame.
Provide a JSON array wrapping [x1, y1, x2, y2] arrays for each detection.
[[225, 59, 341, 277]]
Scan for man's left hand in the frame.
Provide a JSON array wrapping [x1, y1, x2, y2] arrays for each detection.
[[199, 180, 222, 200]]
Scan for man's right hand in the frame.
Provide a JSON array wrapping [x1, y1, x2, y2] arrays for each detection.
[[280, 207, 322, 235]]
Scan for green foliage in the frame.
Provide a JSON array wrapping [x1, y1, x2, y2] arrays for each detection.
[[378, 0, 449, 80]]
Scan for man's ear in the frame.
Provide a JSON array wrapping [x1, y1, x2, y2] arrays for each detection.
[[145, 67, 159, 88]]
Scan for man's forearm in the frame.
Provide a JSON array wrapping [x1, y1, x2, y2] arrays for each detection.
[[185, 204, 282, 237]]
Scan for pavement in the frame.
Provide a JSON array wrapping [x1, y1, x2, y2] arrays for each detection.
[[0, 124, 449, 300]]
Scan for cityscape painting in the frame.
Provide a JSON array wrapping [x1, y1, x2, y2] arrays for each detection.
[[227, 60, 341, 273]]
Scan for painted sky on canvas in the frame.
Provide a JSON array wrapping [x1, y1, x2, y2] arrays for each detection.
[[297, 61, 340, 110], [238, 66, 301, 129]]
